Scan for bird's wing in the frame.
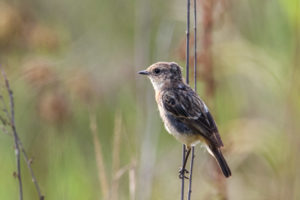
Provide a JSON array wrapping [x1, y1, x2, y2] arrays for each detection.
[[162, 88, 223, 147]]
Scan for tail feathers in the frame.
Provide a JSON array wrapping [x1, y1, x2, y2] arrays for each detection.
[[211, 147, 232, 178]]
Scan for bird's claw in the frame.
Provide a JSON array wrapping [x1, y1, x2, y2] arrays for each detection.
[[178, 168, 189, 179]]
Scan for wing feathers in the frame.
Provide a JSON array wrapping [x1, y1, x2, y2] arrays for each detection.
[[162, 86, 223, 147]]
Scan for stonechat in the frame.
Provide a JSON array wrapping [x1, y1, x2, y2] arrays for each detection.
[[138, 62, 231, 178]]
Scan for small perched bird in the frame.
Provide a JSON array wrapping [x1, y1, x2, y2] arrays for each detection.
[[138, 62, 231, 178]]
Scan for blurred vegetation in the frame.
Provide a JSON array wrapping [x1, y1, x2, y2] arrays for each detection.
[[0, 0, 299, 199]]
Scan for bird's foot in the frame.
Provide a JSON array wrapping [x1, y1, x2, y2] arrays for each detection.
[[178, 168, 189, 179]]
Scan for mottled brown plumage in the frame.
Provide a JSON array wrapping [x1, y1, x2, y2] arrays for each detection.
[[138, 62, 231, 177]]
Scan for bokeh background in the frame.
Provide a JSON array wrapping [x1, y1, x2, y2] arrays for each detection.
[[0, 0, 299, 199]]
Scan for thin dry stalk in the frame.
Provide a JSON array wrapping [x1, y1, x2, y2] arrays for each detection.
[[181, 145, 186, 200], [113, 164, 131, 181], [182, 0, 191, 199], [186, 0, 191, 85], [110, 112, 122, 200], [193, 0, 198, 92], [18, 141, 44, 200], [6, 74, 23, 200], [0, 67, 44, 200], [188, 147, 195, 200], [0, 69, 22, 200], [111, 161, 136, 200], [89, 111, 109, 199], [188, 0, 198, 199], [129, 161, 136, 200]]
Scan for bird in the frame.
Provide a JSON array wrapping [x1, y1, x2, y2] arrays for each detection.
[[138, 61, 231, 178]]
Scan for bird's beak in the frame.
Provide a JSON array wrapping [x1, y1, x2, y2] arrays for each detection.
[[138, 70, 150, 75]]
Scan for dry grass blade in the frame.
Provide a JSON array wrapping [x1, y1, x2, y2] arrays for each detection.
[[113, 164, 131, 181], [110, 112, 122, 200], [129, 161, 136, 200], [89, 110, 109, 199]]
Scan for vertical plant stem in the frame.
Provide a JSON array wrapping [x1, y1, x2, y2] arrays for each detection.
[[194, 0, 197, 92], [181, 145, 186, 200], [89, 110, 109, 199], [129, 162, 136, 200], [14, 134, 22, 200], [1, 69, 23, 200], [188, 147, 195, 200], [111, 112, 122, 200], [17, 139, 44, 200], [186, 0, 191, 85], [182, 0, 190, 199], [187, 1, 197, 199]]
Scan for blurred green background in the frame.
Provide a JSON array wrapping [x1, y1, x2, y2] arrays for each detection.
[[0, 0, 299, 199]]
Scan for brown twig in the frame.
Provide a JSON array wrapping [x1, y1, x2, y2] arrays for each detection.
[[0, 67, 44, 200]]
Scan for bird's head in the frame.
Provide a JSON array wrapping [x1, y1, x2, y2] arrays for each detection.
[[138, 62, 183, 91]]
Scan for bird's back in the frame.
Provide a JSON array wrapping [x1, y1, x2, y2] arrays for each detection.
[[157, 82, 223, 148]]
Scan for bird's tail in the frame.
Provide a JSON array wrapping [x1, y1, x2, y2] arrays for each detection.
[[210, 147, 232, 178]]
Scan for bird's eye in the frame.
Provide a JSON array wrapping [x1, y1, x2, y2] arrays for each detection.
[[154, 68, 161, 74]]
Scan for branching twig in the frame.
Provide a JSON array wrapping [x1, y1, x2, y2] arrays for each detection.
[[4, 68, 23, 200], [0, 67, 44, 200], [0, 94, 11, 119], [18, 140, 44, 200]]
